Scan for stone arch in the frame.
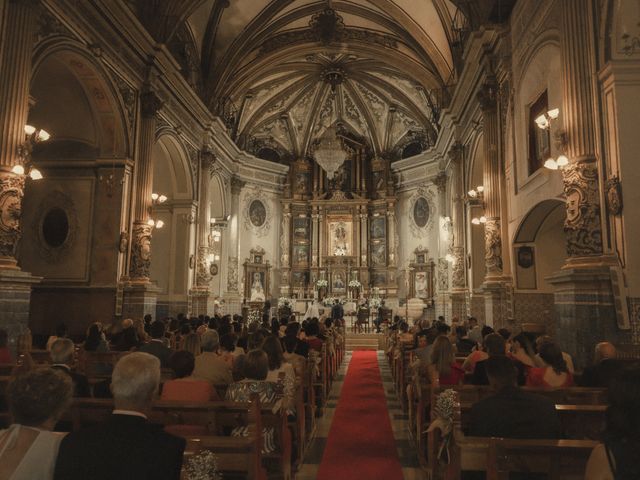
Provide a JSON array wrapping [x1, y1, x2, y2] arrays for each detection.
[[465, 132, 485, 293]]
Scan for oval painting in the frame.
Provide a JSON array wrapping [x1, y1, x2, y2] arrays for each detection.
[[249, 200, 267, 227], [413, 197, 430, 228]]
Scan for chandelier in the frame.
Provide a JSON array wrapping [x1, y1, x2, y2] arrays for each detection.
[[314, 124, 347, 179]]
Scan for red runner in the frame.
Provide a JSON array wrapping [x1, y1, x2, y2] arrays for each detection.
[[317, 350, 404, 479]]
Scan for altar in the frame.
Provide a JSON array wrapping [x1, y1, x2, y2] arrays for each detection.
[[279, 152, 399, 300]]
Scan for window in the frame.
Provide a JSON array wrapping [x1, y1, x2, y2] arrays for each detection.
[[528, 90, 550, 175]]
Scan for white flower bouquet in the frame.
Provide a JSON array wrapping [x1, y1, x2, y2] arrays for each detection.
[[277, 297, 292, 308], [316, 279, 328, 288], [348, 279, 361, 288], [183, 450, 221, 480]]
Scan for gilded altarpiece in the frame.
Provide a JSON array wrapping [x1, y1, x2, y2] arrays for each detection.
[[280, 142, 398, 299]]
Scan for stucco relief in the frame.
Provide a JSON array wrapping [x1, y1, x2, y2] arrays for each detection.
[[452, 246, 466, 289], [0, 174, 25, 258], [562, 162, 603, 256], [407, 186, 436, 238], [129, 223, 153, 279], [437, 258, 449, 292], [484, 218, 503, 274], [196, 245, 212, 287], [227, 256, 239, 292]]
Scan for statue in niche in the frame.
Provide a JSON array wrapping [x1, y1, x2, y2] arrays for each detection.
[[250, 272, 266, 302]]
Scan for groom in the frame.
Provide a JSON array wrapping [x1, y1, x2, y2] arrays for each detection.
[[331, 299, 344, 321]]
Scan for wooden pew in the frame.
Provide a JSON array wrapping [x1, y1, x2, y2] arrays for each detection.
[[68, 397, 292, 480], [0, 363, 16, 376], [445, 392, 599, 480]]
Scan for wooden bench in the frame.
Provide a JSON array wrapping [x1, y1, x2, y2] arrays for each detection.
[[67, 397, 292, 479], [445, 392, 599, 480]]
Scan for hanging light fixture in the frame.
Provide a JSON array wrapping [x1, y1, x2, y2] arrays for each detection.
[[314, 124, 347, 179], [14, 124, 49, 180]]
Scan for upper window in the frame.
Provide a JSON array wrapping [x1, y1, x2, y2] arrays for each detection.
[[528, 90, 551, 176]]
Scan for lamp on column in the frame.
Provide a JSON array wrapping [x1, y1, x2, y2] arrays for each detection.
[[467, 185, 486, 226], [535, 107, 569, 170], [147, 192, 168, 229], [13, 124, 49, 180]]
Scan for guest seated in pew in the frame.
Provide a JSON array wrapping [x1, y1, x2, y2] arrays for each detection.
[[225, 350, 279, 454], [262, 336, 296, 412], [112, 318, 142, 352], [455, 326, 476, 355], [470, 356, 561, 439], [46, 323, 68, 352], [192, 330, 232, 386], [0, 368, 72, 480], [282, 335, 306, 379], [234, 331, 267, 380], [462, 332, 491, 373], [467, 316, 483, 345], [427, 336, 465, 386], [0, 328, 12, 363], [585, 366, 640, 480], [219, 333, 240, 368], [303, 321, 324, 352], [284, 322, 309, 358], [534, 335, 575, 374], [470, 334, 527, 386], [579, 342, 625, 389], [414, 329, 436, 364], [138, 321, 173, 368], [398, 321, 414, 344], [509, 333, 537, 367], [526, 341, 574, 388], [161, 350, 218, 402], [50, 339, 90, 398], [54, 352, 186, 480], [181, 331, 201, 357], [83, 323, 109, 353]]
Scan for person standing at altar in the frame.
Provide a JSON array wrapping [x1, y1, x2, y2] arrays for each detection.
[[331, 299, 344, 321]]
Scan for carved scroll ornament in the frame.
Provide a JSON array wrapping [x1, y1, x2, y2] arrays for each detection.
[[562, 162, 603, 256], [196, 245, 212, 287], [129, 223, 152, 279], [451, 246, 466, 289], [0, 174, 25, 258], [484, 218, 503, 274]]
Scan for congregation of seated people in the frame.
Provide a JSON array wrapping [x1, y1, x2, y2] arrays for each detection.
[[0, 310, 344, 479], [384, 314, 640, 480]]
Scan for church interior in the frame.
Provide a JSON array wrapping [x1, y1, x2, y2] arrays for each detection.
[[1, 0, 639, 479]]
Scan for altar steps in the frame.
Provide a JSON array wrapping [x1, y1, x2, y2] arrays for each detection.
[[345, 332, 383, 351]]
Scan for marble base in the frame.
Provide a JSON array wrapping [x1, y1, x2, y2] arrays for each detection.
[[548, 265, 625, 368], [121, 281, 160, 321], [450, 291, 468, 323], [0, 268, 41, 356], [482, 281, 510, 329], [189, 287, 217, 317]]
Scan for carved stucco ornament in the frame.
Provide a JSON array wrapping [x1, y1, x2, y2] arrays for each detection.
[[0, 174, 25, 258], [605, 175, 623, 216], [227, 256, 239, 292], [451, 246, 466, 289], [562, 162, 603, 256], [196, 245, 212, 287], [484, 218, 503, 274], [129, 223, 153, 279]]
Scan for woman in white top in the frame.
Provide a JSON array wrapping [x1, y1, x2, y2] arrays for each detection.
[[0, 368, 73, 480]]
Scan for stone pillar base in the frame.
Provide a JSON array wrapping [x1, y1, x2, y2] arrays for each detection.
[[121, 281, 160, 321], [482, 281, 511, 329], [450, 291, 468, 322], [190, 287, 217, 317], [548, 265, 626, 369], [0, 269, 41, 356]]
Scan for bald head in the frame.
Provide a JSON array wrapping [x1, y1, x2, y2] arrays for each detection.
[[595, 342, 616, 363]]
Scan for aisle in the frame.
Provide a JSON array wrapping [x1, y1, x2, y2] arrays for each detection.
[[296, 351, 426, 480]]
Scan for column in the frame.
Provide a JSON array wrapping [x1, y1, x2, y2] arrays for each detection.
[[225, 176, 244, 304], [548, 0, 619, 368], [360, 211, 368, 289], [386, 202, 398, 298], [191, 148, 215, 315], [0, 0, 42, 354], [311, 208, 319, 268], [449, 143, 468, 321], [434, 170, 449, 319], [280, 203, 291, 296], [122, 87, 163, 320]]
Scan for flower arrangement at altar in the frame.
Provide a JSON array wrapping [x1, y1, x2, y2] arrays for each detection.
[[425, 389, 459, 465], [323, 297, 346, 306], [277, 297, 293, 308], [348, 279, 361, 288], [183, 450, 221, 480], [369, 297, 382, 309], [316, 279, 328, 288], [248, 309, 261, 324]]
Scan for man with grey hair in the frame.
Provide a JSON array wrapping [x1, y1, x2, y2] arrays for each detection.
[[192, 329, 233, 385], [54, 352, 185, 480], [50, 338, 90, 397], [579, 341, 624, 388]]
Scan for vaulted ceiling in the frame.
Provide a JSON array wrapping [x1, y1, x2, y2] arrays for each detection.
[[132, 0, 471, 161]]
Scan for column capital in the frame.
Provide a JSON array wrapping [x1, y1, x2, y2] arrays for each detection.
[[230, 176, 245, 195], [201, 148, 217, 173], [434, 171, 447, 193], [477, 78, 498, 112], [448, 142, 464, 164], [140, 89, 163, 118]]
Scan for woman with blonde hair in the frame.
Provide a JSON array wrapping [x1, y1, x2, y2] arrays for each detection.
[[427, 336, 465, 386], [180, 332, 201, 357]]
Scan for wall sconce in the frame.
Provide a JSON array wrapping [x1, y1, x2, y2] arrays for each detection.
[[13, 124, 49, 180], [445, 253, 455, 263], [471, 215, 487, 225], [148, 192, 168, 229], [535, 107, 569, 171], [467, 185, 484, 198]]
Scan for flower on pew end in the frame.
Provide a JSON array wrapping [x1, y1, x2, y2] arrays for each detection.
[[183, 450, 221, 480]]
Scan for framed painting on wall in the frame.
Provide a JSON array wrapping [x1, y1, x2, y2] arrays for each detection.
[[293, 217, 310, 243], [327, 218, 353, 256], [528, 90, 551, 176], [370, 217, 386, 240]]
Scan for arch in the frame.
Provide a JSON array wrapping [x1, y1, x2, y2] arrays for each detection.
[[30, 43, 129, 157], [209, 174, 227, 219], [153, 133, 195, 201], [513, 199, 565, 244], [465, 132, 485, 291]]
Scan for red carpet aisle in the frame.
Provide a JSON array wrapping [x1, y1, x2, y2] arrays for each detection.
[[316, 350, 404, 480]]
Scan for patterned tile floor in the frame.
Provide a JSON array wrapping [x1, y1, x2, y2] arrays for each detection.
[[295, 351, 425, 480]]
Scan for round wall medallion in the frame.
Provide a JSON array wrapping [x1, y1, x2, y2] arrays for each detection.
[[210, 263, 219, 276], [413, 197, 430, 228], [42, 208, 69, 248]]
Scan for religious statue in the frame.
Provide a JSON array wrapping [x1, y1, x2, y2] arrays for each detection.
[[250, 272, 265, 301]]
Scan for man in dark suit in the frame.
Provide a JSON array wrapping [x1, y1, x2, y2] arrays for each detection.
[[50, 338, 90, 397], [138, 320, 173, 367], [470, 356, 561, 439], [470, 334, 527, 386], [54, 352, 186, 480], [331, 299, 344, 322], [579, 341, 625, 388]]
